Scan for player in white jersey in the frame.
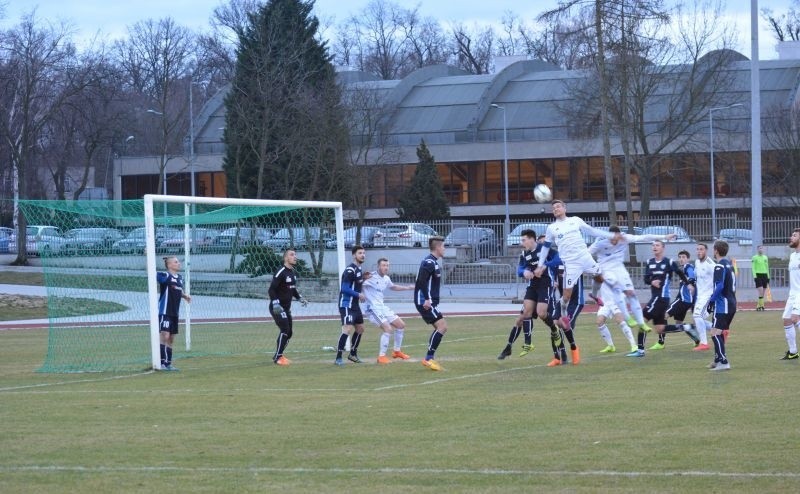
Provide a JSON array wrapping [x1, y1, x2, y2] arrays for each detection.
[[594, 281, 637, 353], [589, 225, 676, 336], [534, 200, 619, 328], [780, 228, 800, 360], [362, 257, 415, 364], [689, 243, 716, 351]]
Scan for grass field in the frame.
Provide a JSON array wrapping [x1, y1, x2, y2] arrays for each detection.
[[1, 310, 799, 493]]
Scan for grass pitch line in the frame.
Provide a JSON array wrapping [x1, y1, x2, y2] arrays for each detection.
[[0, 370, 154, 392], [2, 465, 800, 479]]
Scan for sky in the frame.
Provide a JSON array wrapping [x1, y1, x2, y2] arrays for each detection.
[[0, 0, 793, 60]]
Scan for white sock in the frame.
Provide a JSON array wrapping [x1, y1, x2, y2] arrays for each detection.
[[693, 315, 708, 345], [379, 332, 390, 356], [785, 325, 797, 354], [619, 321, 636, 346], [627, 294, 645, 325], [598, 324, 614, 345], [560, 297, 568, 316], [615, 291, 631, 321], [393, 329, 404, 351]]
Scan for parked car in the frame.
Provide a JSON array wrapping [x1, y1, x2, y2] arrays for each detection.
[[159, 228, 221, 253], [9, 225, 73, 256], [373, 222, 438, 248], [65, 227, 124, 255], [638, 225, 695, 242], [113, 227, 182, 254], [506, 223, 551, 247], [0, 231, 8, 254], [341, 226, 381, 249], [444, 227, 501, 259], [0, 227, 13, 237], [718, 228, 753, 245], [210, 227, 271, 251], [264, 227, 333, 250]]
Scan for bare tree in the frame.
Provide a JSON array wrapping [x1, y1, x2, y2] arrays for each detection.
[[196, 0, 262, 88], [341, 81, 400, 231], [762, 1, 800, 42], [450, 22, 495, 74], [0, 12, 84, 264], [763, 103, 800, 213], [115, 17, 196, 194]]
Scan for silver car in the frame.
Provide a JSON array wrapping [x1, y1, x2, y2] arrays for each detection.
[[373, 223, 438, 248]]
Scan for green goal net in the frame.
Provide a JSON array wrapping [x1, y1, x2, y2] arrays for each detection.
[[15, 197, 345, 372]]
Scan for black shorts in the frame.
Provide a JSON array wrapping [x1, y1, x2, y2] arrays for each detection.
[[271, 310, 292, 333], [159, 315, 179, 335], [713, 309, 736, 331], [339, 307, 364, 326], [416, 304, 444, 325], [643, 296, 669, 326], [754, 274, 770, 288], [524, 280, 550, 305], [667, 299, 693, 321]]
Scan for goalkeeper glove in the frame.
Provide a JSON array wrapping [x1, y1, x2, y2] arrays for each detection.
[[271, 300, 286, 318], [298, 296, 308, 307], [706, 301, 715, 314]]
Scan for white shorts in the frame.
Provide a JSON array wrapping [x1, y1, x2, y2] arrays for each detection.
[[564, 252, 601, 290], [597, 303, 621, 320], [601, 265, 634, 292], [364, 304, 399, 327], [693, 292, 713, 319], [782, 293, 800, 320]]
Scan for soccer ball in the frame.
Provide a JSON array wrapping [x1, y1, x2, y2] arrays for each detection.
[[533, 184, 552, 203]]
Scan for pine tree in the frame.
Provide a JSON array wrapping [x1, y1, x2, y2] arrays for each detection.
[[223, 0, 348, 200], [396, 140, 450, 220]]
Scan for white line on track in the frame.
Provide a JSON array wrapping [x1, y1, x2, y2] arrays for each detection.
[[0, 465, 798, 479]]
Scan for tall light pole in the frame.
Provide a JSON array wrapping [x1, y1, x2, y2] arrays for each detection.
[[491, 104, 510, 255], [709, 103, 743, 238], [189, 75, 196, 198], [146, 109, 168, 196]]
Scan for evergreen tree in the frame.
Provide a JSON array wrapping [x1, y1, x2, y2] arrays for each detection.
[[396, 140, 450, 221], [223, 0, 348, 200]]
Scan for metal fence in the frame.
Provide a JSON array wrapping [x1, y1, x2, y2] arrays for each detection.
[[345, 214, 800, 246]]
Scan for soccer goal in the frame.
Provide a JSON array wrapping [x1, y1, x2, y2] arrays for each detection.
[[16, 196, 345, 372]]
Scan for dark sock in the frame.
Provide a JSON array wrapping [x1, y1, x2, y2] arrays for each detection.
[[717, 334, 728, 364], [336, 333, 348, 359], [160, 344, 166, 365], [350, 332, 362, 355], [522, 319, 533, 345], [637, 331, 646, 350], [663, 324, 682, 333], [508, 325, 521, 345], [276, 332, 289, 358], [563, 328, 576, 350], [712, 334, 722, 362], [165, 346, 173, 365], [549, 329, 559, 358], [658, 333, 665, 344], [427, 330, 444, 359]]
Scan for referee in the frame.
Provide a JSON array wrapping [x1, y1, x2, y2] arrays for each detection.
[[752, 245, 770, 311]]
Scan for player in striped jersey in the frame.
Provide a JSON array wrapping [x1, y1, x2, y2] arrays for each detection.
[[707, 240, 736, 370], [415, 236, 446, 371], [334, 245, 371, 366], [627, 240, 687, 357], [780, 228, 800, 360], [156, 256, 191, 371]]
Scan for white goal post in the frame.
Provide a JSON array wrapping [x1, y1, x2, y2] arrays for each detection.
[[143, 194, 346, 370]]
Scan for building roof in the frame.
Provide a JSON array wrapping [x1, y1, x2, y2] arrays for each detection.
[[193, 54, 800, 153]]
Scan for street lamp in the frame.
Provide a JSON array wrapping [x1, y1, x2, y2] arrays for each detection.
[[709, 103, 743, 238], [491, 103, 510, 255]]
